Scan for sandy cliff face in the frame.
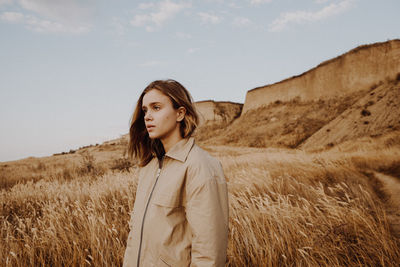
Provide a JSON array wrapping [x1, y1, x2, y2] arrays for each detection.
[[243, 40, 400, 113], [195, 100, 243, 125], [301, 79, 400, 150]]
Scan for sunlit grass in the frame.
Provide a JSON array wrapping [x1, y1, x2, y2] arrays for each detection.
[[1, 145, 400, 266]]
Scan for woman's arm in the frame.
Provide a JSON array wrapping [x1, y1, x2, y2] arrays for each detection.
[[186, 160, 229, 267]]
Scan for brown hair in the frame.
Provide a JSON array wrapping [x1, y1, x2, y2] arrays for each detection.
[[128, 79, 199, 166]]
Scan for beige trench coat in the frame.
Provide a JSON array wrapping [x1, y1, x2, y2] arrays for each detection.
[[123, 137, 229, 267]]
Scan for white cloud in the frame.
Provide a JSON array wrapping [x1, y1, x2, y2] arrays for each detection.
[[138, 3, 155, 9], [315, 0, 329, 3], [187, 47, 199, 54], [131, 0, 190, 31], [198, 12, 221, 24], [25, 15, 89, 34], [228, 2, 242, 9], [0, 0, 92, 34], [17, 0, 93, 23], [203, 0, 224, 3], [250, 0, 272, 5], [268, 0, 355, 32], [111, 17, 126, 36], [0, 11, 90, 34], [0, 11, 24, 23], [176, 31, 192, 39], [232, 16, 251, 27], [0, 0, 13, 7], [131, 14, 149, 27], [112, 37, 139, 48]]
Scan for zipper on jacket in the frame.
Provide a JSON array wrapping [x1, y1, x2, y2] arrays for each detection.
[[136, 156, 164, 267]]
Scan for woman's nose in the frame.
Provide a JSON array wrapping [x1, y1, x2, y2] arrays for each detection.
[[144, 112, 152, 121]]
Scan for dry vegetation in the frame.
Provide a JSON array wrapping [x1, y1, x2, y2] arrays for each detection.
[[197, 90, 365, 148], [301, 78, 400, 150], [1, 133, 400, 266], [0, 137, 131, 190], [197, 77, 400, 152], [1, 171, 137, 266], [2, 74, 400, 266]]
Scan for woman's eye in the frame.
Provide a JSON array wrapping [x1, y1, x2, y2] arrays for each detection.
[[154, 105, 160, 110]]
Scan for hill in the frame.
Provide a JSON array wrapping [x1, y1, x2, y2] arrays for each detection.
[[1, 39, 400, 266], [197, 39, 400, 151], [302, 78, 400, 150], [2, 40, 399, 185], [2, 40, 400, 188], [195, 100, 242, 125], [197, 77, 400, 150], [243, 39, 400, 113]]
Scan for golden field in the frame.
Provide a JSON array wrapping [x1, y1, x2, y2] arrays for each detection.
[[1, 130, 400, 266], [1, 70, 400, 266]]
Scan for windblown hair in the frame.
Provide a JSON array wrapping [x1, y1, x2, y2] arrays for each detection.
[[128, 79, 199, 166]]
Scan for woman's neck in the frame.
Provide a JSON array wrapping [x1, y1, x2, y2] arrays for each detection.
[[161, 132, 183, 153]]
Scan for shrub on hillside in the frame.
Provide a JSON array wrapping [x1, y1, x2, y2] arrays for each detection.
[[196, 90, 364, 149], [78, 152, 105, 178], [110, 157, 134, 172], [361, 109, 371, 116]]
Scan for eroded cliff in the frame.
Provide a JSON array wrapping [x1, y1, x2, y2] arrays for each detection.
[[243, 40, 400, 113], [195, 100, 243, 125]]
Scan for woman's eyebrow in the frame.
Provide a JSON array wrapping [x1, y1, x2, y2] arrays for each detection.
[[148, 102, 162, 106], [142, 101, 161, 108]]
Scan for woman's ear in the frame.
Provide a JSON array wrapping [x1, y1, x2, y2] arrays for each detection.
[[176, 106, 186, 122]]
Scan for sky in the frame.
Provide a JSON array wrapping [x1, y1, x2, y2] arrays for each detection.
[[0, 0, 399, 162]]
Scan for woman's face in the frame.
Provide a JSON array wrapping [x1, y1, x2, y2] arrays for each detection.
[[142, 89, 183, 141]]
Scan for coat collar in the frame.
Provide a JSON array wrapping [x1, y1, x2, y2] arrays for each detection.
[[165, 137, 195, 162]]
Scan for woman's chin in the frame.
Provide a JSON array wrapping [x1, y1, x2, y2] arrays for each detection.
[[148, 133, 158, 139]]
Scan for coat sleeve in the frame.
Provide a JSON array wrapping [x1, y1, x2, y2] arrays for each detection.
[[186, 159, 229, 267]]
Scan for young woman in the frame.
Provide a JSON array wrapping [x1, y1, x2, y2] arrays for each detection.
[[123, 79, 229, 267]]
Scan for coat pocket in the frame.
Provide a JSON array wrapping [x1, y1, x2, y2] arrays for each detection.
[[156, 256, 171, 267], [152, 192, 180, 208]]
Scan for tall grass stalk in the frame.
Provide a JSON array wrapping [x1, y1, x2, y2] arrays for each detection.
[[1, 148, 400, 266]]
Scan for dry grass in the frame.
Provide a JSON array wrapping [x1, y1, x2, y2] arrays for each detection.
[[1, 170, 138, 266], [1, 143, 400, 266], [0, 146, 132, 190], [220, 148, 400, 266], [196, 91, 365, 149]]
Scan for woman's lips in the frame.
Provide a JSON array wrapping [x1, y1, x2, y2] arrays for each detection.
[[146, 125, 155, 131]]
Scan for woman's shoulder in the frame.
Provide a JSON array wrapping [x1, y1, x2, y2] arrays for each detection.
[[185, 143, 224, 180], [187, 143, 219, 165]]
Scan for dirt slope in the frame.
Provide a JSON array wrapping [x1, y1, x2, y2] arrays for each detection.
[[243, 39, 400, 112], [195, 100, 242, 125], [196, 90, 365, 148], [302, 79, 400, 150], [374, 171, 400, 238]]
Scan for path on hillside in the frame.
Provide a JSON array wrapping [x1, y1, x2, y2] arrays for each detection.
[[374, 172, 400, 238]]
